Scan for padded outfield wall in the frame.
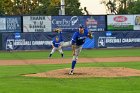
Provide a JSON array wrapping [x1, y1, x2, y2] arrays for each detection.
[[2, 32, 94, 50], [94, 31, 140, 48], [1, 15, 140, 50]]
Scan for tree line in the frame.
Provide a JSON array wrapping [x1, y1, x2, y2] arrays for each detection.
[[0, 0, 140, 15], [0, 0, 83, 15], [101, 0, 140, 14]]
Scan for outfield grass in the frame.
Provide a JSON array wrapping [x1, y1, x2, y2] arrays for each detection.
[[0, 48, 140, 60], [0, 49, 140, 93], [0, 62, 140, 93]]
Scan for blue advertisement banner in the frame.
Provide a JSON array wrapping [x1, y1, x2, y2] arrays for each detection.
[[2, 33, 56, 50], [0, 16, 21, 32], [2, 32, 95, 50], [52, 16, 106, 32], [52, 16, 80, 32], [80, 16, 106, 31], [94, 31, 140, 48]]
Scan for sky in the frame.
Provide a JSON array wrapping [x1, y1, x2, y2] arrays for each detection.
[[79, 0, 107, 14]]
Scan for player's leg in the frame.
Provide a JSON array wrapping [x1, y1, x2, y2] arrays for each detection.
[[8, 45, 14, 52], [48, 47, 57, 58], [58, 48, 64, 58], [69, 46, 82, 74], [61, 41, 72, 47]]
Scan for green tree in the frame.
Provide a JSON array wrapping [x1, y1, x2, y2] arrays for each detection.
[[33, 0, 83, 15], [65, 0, 83, 15], [127, 0, 140, 14], [101, 0, 140, 14], [3, 0, 14, 15], [0, 0, 4, 15], [2, 0, 40, 15], [1, 0, 83, 15]]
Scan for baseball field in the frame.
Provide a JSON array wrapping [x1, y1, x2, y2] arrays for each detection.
[[0, 48, 140, 93]]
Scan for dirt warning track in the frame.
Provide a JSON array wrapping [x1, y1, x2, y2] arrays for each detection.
[[0, 57, 140, 66]]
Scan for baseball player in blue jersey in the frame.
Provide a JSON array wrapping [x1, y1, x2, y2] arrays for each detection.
[[69, 25, 93, 75], [48, 32, 64, 58]]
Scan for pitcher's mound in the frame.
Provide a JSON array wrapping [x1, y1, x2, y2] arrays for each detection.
[[24, 67, 140, 78]]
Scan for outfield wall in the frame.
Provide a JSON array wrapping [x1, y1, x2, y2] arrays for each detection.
[[0, 16, 22, 32], [2, 32, 94, 50], [2, 31, 140, 50], [0, 15, 140, 50], [95, 31, 140, 48]]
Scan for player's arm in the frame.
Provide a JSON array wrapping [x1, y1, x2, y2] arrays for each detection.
[[52, 41, 55, 48]]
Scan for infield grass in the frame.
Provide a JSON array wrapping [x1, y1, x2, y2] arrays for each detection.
[[0, 48, 140, 60]]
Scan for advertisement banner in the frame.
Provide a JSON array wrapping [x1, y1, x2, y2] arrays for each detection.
[[52, 16, 80, 32], [94, 31, 140, 48], [2, 33, 55, 50], [107, 15, 134, 30], [0, 16, 21, 32], [134, 15, 140, 30], [23, 16, 52, 32], [80, 16, 106, 31], [52, 16, 106, 32], [2, 32, 95, 50]]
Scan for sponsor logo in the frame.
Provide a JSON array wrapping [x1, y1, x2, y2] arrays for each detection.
[[98, 37, 105, 47], [15, 33, 21, 39], [106, 31, 112, 36], [52, 16, 79, 26], [86, 16, 97, 28], [6, 39, 14, 50], [114, 16, 127, 22], [70, 16, 79, 26]]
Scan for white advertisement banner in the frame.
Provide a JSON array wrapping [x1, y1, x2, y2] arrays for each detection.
[[23, 16, 51, 32], [0, 18, 6, 30], [107, 15, 134, 30], [134, 15, 140, 30]]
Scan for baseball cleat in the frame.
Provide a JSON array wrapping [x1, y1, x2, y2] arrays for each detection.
[[48, 57, 51, 59], [69, 70, 74, 75]]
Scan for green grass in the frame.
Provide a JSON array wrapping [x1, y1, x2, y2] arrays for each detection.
[[0, 48, 140, 93], [108, 25, 133, 30], [0, 62, 140, 93], [0, 48, 140, 60]]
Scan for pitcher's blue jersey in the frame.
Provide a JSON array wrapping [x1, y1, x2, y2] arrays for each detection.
[[71, 29, 89, 46]]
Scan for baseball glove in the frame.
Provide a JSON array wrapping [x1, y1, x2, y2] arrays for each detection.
[[53, 28, 62, 33], [88, 31, 93, 39]]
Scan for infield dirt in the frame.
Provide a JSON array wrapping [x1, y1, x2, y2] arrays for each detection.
[[1, 57, 140, 78]]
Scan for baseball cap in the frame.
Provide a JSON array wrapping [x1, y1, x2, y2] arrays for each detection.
[[79, 24, 84, 28]]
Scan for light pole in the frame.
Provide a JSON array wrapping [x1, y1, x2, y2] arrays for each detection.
[[60, 0, 65, 15]]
